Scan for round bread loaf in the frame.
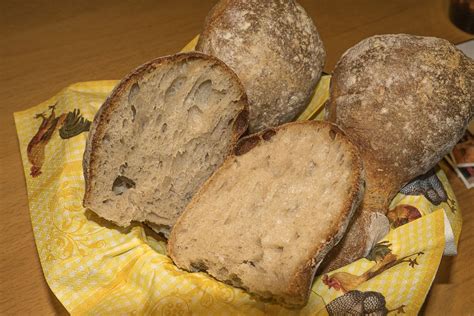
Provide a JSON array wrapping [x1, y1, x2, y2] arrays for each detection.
[[196, 0, 326, 133], [322, 34, 474, 272]]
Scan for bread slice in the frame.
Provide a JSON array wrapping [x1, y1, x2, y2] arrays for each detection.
[[168, 121, 364, 308], [83, 52, 248, 231]]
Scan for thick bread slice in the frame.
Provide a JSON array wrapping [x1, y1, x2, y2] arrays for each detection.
[[168, 121, 364, 308], [83, 52, 248, 230]]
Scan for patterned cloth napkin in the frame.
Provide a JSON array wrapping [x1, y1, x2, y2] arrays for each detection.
[[13, 37, 461, 315]]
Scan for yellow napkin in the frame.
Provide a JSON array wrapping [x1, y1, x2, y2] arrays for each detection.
[[14, 38, 461, 315]]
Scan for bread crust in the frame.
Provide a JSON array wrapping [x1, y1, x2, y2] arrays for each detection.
[[196, 0, 326, 133], [83, 52, 249, 218], [322, 34, 474, 271], [168, 121, 365, 308]]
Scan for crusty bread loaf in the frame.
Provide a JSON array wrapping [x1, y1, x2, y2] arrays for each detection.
[[83, 52, 248, 231], [196, 0, 326, 133], [168, 121, 364, 308], [322, 34, 474, 272]]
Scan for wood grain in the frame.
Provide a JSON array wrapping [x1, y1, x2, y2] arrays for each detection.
[[0, 0, 472, 314]]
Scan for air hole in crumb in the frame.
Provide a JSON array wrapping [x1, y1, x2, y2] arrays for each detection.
[[131, 105, 136, 122], [164, 76, 186, 102], [329, 128, 337, 140], [128, 83, 140, 103], [102, 199, 111, 204], [187, 105, 203, 130], [190, 261, 208, 272], [112, 176, 136, 195], [194, 80, 213, 106], [161, 123, 168, 133], [119, 162, 128, 174], [243, 260, 256, 267], [140, 117, 147, 130], [307, 160, 317, 175], [156, 113, 162, 125]]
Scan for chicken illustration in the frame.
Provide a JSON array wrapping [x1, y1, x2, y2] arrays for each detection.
[[325, 290, 406, 315], [27, 105, 91, 177], [323, 242, 423, 293], [399, 169, 454, 208], [323, 252, 398, 293], [386, 205, 422, 228], [322, 242, 421, 315]]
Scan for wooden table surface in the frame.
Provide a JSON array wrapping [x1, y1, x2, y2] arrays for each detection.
[[1, 0, 473, 314]]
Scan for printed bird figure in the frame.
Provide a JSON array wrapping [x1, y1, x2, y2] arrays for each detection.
[[399, 169, 454, 208], [387, 205, 422, 228], [27, 105, 66, 177], [323, 252, 397, 293], [326, 290, 406, 315], [27, 105, 91, 177], [323, 241, 423, 294]]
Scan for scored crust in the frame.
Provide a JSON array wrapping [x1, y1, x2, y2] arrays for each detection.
[[83, 52, 249, 227], [168, 121, 365, 308]]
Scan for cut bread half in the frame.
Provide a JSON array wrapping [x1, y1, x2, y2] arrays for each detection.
[[83, 52, 248, 231], [168, 121, 364, 308]]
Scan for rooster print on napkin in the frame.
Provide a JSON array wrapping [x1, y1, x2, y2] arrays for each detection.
[[322, 241, 424, 315], [27, 104, 91, 177]]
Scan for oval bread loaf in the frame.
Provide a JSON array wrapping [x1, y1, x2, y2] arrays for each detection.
[[322, 34, 474, 272], [196, 0, 326, 133], [83, 52, 248, 232], [168, 121, 364, 308]]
